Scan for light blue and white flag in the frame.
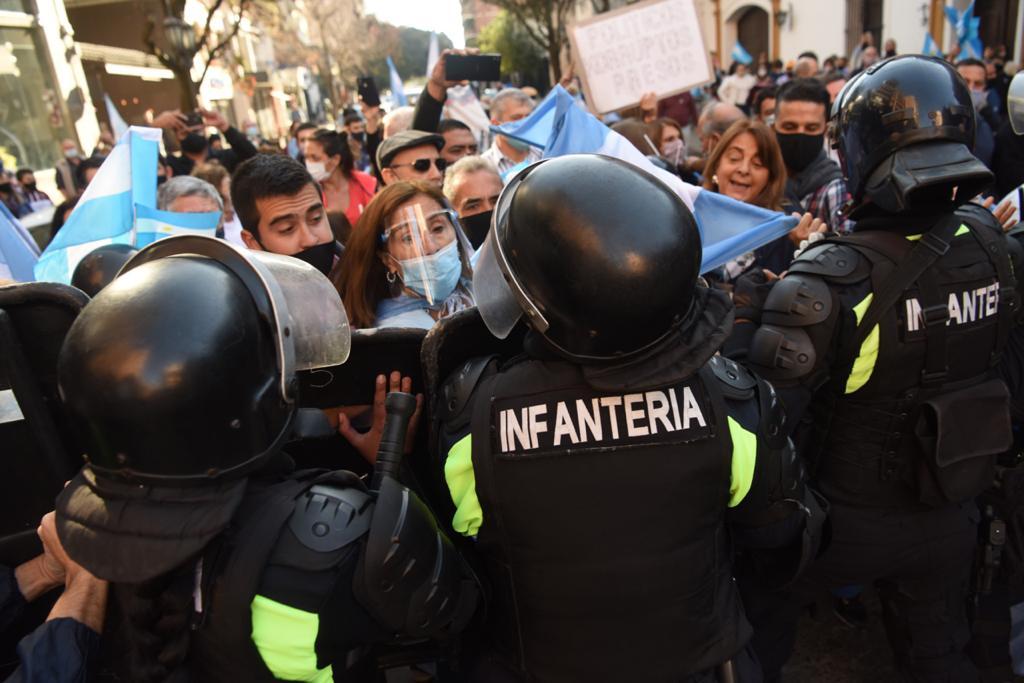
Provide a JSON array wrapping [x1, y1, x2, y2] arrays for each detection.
[[492, 86, 798, 273], [134, 204, 220, 248], [104, 94, 129, 140], [923, 32, 942, 57], [945, 1, 984, 60], [731, 41, 753, 66], [0, 201, 40, 282], [387, 56, 408, 107], [426, 32, 440, 79], [35, 126, 161, 283]]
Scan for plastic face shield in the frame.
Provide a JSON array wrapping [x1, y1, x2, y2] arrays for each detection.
[[118, 235, 351, 402], [471, 164, 550, 340], [380, 204, 472, 305], [1010, 71, 1024, 136]]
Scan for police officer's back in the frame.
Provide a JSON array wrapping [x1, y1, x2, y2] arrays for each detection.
[[51, 237, 478, 680], [727, 56, 1024, 681], [435, 155, 824, 682]]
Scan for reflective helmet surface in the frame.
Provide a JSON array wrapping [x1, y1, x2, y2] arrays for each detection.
[[474, 154, 701, 361], [70, 243, 139, 297], [831, 55, 976, 202]]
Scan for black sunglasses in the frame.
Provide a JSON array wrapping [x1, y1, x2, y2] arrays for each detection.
[[390, 157, 447, 173]]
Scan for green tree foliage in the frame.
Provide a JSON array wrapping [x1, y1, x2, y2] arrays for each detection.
[[478, 9, 545, 80]]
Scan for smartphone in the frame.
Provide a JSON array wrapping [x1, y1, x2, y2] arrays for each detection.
[[184, 111, 203, 127], [445, 54, 502, 82], [357, 76, 380, 107]]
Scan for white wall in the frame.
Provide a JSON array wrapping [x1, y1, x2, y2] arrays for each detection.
[[777, 0, 847, 62], [881, 1, 927, 58]]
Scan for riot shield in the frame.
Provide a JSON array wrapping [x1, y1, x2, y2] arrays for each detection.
[[0, 282, 88, 566], [291, 326, 427, 475]]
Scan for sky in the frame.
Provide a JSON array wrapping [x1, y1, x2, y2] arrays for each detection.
[[363, 0, 466, 48]]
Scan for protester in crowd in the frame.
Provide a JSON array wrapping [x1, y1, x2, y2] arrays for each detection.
[[443, 155, 502, 247], [305, 129, 378, 227], [55, 139, 84, 199], [851, 46, 880, 76], [850, 31, 874, 71], [883, 38, 897, 58], [288, 121, 316, 161], [157, 175, 224, 236], [191, 162, 243, 245], [152, 108, 258, 176], [376, 130, 446, 188], [49, 196, 78, 241], [333, 180, 474, 329], [957, 58, 998, 167], [343, 112, 371, 171], [232, 154, 338, 276], [655, 116, 685, 161], [992, 119, 1024, 198], [208, 132, 223, 151], [718, 62, 757, 109], [823, 73, 847, 104], [411, 47, 476, 136], [75, 157, 103, 191], [14, 168, 51, 211], [689, 100, 745, 175], [437, 119, 479, 164], [703, 119, 823, 278], [3, 512, 109, 680], [482, 88, 543, 176], [793, 56, 818, 79], [774, 78, 853, 233], [752, 86, 777, 122], [382, 106, 415, 139], [157, 155, 173, 185], [657, 91, 699, 131], [611, 119, 662, 157], [0, 171, 27, 217]]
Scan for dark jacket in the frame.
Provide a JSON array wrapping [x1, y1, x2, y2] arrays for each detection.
[[167, 126, 257, 177]]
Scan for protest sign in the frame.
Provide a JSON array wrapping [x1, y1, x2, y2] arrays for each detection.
[[569, 0, 713, 114]]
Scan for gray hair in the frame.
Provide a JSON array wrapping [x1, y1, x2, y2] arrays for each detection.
[[490, 88, 534, 122], [443, 155, 501, 203], [157, 175, 223, 212], [382, 106, 415, 139]]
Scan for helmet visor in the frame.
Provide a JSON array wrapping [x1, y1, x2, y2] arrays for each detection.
[[1010, 71, 1024, 136], [380, 205, 472, 306], [247, 250, 351, 372]]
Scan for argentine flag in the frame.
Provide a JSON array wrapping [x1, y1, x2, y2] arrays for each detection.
[[731, 41, 753, 66], [387, 56, 408, 107], [922, 32, 942, 57], [491, 86, 798, 273], [34, 126, 220, 283], [0, 201, 40, 282]]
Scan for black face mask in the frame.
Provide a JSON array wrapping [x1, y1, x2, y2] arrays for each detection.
[[23, 182, 36, 191], [291, 241, 337, 276], [180, 132, 208, 155], [351, 131, 366, 144], [776, 132, 824, 174], [460, 210, 493, 249], [156, 175, 168, 186]]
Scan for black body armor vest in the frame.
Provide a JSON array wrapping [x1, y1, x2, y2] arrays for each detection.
[[467, 356, 747, 682]]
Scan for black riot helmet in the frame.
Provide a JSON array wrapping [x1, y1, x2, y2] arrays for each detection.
[[473, 154, 702, 362], [831, 55, 993, 217], [58, 236, 351, 483], [70, 243, 138, 297]]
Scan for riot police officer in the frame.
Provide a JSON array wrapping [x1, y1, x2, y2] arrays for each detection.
[[434, 154, 826, 682], [53, 236, 478, 680], [727, 55, 1024, 681]]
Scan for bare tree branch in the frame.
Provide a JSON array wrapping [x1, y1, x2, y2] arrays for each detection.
[[197, 0, 249, 86]]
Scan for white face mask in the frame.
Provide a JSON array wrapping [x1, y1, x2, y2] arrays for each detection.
[[305, 160, 330, 182]]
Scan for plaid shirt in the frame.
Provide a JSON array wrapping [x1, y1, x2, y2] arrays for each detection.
[[801, 177, 855, 234], [481, 142, 543, 179]]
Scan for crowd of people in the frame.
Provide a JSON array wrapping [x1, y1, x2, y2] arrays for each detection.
[[1, 35, 1024, 683]]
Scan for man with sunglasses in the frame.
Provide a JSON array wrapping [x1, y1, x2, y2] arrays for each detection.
[[377, 130, 447, 187]]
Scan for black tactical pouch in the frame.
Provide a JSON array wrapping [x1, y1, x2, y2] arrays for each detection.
[[914, 378, 1012, 506]]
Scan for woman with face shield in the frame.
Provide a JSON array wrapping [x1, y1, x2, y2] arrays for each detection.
[[333, 181, 475, 329]]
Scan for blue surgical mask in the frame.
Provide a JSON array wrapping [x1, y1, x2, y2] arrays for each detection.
[[396, 239, 462, 303]]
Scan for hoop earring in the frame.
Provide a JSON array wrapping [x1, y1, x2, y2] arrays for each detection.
[[386, 270, 397, 284]]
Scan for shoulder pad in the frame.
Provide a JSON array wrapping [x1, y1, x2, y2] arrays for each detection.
[[709, 355, 756, 400], [438, 355, 498, 425], [788, 242, 870, 284], [288, 476, 373, 553], [956, 202, 1004, 234], [748, 325, 817, 382], [762, 274, 833, 327]]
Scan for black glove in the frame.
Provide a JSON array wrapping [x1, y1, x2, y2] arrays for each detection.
[[732, 269, 776, 325]]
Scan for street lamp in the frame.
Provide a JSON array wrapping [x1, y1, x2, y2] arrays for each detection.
[[162, 16, 197, 70]]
